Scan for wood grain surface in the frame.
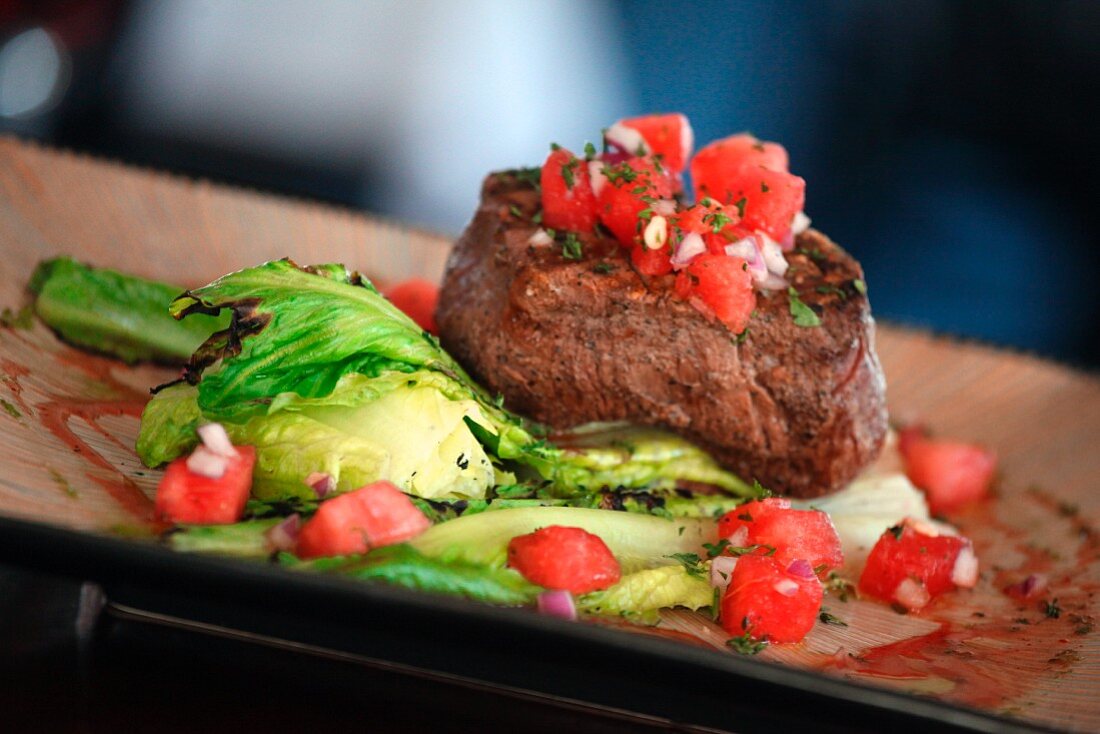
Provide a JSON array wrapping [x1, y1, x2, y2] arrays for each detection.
[[1, 136, 1098, 731]]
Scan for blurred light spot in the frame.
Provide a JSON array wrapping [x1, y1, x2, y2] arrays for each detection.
[[0, 28, 71, 119]]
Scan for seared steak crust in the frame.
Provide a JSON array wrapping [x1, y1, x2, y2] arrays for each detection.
[[436, 172, 887, 498]]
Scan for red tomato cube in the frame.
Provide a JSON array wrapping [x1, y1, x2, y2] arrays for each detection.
[[717, 498, 790, 544], [507, 525, 621, 594], [383, 278, 439, 335], [899, 430, 997, 515], [296, 481, 431, 559], [155, 446, 256, 525], [617, 113, 694, 173], [721, 554, 823, 643], [859, 522, 976, 611], [540, 147, 599, 233], [629, 243, 673, 277], [691, 134, 804, 240], [674, 253, 755, 333], [717, 498, 842, 573], [596, 156, 674, 247]]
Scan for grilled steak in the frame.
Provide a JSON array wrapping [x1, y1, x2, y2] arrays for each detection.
[[436, 172, 888, 498]]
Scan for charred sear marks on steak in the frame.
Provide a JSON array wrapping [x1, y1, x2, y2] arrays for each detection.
[[437, 173, 887, 498]]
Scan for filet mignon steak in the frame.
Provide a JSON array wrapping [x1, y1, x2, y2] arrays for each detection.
[[437, 172, 888, 498]]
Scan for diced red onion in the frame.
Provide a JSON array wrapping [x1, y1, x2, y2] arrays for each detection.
[[894, 578, 931, 611], [951, 545, 979, 588], [604, 122, 650, 158], [652, 198, 677, 217], [197, 422, 236, 458], [907, 518, 941, 538], [536, 590, 577, 621], [792, 211, 811, 236], [780, 231, 795, 252], [588, 160, 608, 197], [773, 578, 800, 597], [186, 446, 229, 479], [528, 229, 553, 247], [305, 471, 336, 499], [786, 559, 815, 580], [725, 237, 768, 283], [1005, 573, 1047, 600], [679, 117, 695, 165], [265, 513, 300, 552], [759, 235, 789, 278], [671, 232, 706, 269], [710, 555, 738, 589], [725, 526, 749, 548], [643, 215, 669, 250]]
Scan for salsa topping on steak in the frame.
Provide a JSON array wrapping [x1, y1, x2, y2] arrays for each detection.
[[437, 114, 887, 498]]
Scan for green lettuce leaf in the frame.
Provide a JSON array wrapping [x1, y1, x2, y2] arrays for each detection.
[[577, 564, 714, 617], [29, 256, 228, 363]]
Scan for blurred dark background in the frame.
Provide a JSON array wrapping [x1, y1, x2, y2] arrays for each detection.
[[2, 0, 1098, 368]]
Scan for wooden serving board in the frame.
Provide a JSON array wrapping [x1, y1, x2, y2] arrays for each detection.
[[1, 137, 1098, 731]]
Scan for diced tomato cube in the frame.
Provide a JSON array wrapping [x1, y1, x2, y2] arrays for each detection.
[[617, 113, 694, 173], [717, 498, 790, 544], [383, 278, 439, 335], [692, 133, 789, 181], [540, 147, 599, 233], [629, 243, 673, 277], [721, 554, 823, 643], [751, 510, 844, 572], [674, 253, 755, 333], [717, 498, 842, 573], [691, 134, 804, 241], [674, 200, 743, 254], [859, 522, 975, 611], [156, 446, 256, 525], [296, 481, 431, 559], [596, 156, 674, 247], [898, 430, 997, 516], [507, 525, 621, 594]]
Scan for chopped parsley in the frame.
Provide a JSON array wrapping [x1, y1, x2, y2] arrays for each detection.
[[726, 633, 767, 655], [592, 262, 615, 274], [1, 399, 21, 419], [561, 232, 583, 260], [506, 167, 542, 191], [508, 204, 523, 218], [852, 278, 867, 295], [583, 141, 597, 160], [532, 210, 543, 225], [752, 479, 773, 498], [0, 305, 33, 329], [815, 284, 847, 300], [1043, 598, 1062, 619], [560, 157, 579, 189], [703, 539, 730, 558], [733, 196, 747, 218], [825, 572, 858, 602], [603, 161, 640, 186], [702, 209, 735, 234], [788, 287, 821, 327], [734, 327, 750, 345], [819, 610, 848, 627], [667, 552, 707, 579]]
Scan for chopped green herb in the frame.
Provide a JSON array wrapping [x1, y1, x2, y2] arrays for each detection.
[[734, 327, 750, 345], [561, 158, 578, 189], [703, 539, 730, 558], [751, 479, 773, 498], [1043, 598, 1062, 619], [49, 467, 78, 498], [583, 141, 597, 160], [509, 204, 523, 218], [507, 167, 542, 190], [888, 525, 904, 540], [667, 552, 706, 579], [815, 284, 847, 300], [0, 305, 34, 329], [761, 181, 770, 193], [592, 262, 615, 274], [726, 633, 767, 655], [603, 162, 640, 186], [787, 287, 821, 327], [852, 278, 867, 295], [561, 232, 584, 260], [637, 208, 654, 221], [825, 572, 858, 602], [733, 197, 747, 218], [702, 209, 735, 234], [1, 399, 21, 419], [532, 210, 543, 225], [550, 142, 562, 151], [819, 610, 848, 627]]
